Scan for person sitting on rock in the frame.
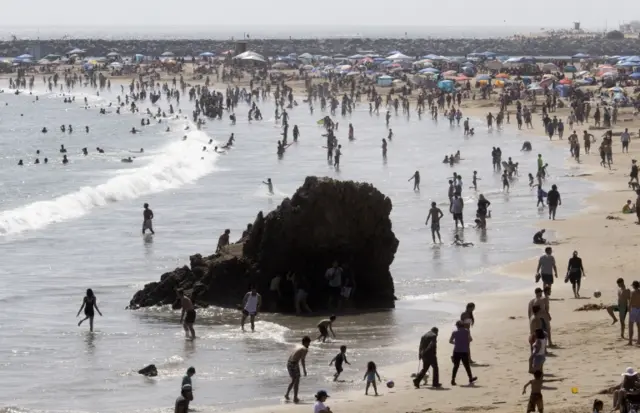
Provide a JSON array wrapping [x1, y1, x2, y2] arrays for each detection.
[[216, 229, 230, 253]]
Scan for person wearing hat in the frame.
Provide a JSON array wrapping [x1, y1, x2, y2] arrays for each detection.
[[612, 367, 640, 411], [314, 390, 332, 413], [175, 384, 193, 413], [566, 251, 585, 298], [413, 327, 441, 389]]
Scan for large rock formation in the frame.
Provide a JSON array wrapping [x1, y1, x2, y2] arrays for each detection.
[[129, 176, 399, 313]]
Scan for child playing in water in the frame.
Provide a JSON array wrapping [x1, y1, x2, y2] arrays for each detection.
[[363, 361, 381, 396], [329, 345, 351, 381]]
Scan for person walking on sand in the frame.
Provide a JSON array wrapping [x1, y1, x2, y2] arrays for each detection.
[[627, 281, 640, 346], [241, 286, 262, 332], [449, 320, 477, 386], [76, 288, 102, 332], [178, 290, 196, 339], [425, 202, 444, 243], [536, 247, 558, 292], [413, 327, 442, 389], [363, 361, 381, 396], [566, 251, 585, 298], [607, 278, 630, 339], [522, 370, 544, 413], [142, 203, 155, 235], [285, 336, 311, 403]]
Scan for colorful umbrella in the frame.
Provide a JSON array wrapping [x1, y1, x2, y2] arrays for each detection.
[[495, 73, 510, 79]]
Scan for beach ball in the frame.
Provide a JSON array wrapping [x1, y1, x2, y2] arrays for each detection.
[[386, 380, 394, 388], [594, 291, 602, 298], [571, 387, 579, 394]]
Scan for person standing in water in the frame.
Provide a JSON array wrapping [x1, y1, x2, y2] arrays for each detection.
[[425, 202, 444, 243], [77, 288, 102, 332], [263, 178, 274, 194], [285, 336, 311, 403], [241, 286, 262, 332], [142, 203, 155, 235], [408, 171, 420, 191], [178, 290, 196, 339]]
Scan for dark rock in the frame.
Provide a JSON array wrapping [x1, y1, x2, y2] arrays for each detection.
[[129, 176, 399, 314], [138, 364, 158, 377]]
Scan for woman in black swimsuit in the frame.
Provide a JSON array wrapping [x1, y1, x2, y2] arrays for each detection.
[[77, 288, 102, 332]]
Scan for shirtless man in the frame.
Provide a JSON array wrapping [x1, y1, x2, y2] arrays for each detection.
[[216, 229, 230, 253], [285, 336, 311, 403], [425, 202, 444, 243], [178, 290, 196, 339], [628, 281, 640, 345], [241, 286, 262, 332], [607, 278, 631, 339], [317, 315, 336, 343]]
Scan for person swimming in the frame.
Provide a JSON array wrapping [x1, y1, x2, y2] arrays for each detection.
[[41, 127, 47, 133], [121, 157, 133, 163], [62, 155, 69, 164], [82, 148, 88, 156], [59, 145, 67, 153], [18, 159, 23, 166]]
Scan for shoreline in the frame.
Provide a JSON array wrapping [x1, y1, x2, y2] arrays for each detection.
[[218, 102, 639, 413]]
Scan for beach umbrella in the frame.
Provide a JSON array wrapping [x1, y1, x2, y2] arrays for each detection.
[[542, 74, 557, 80], [609, 86, 624, 93], [110, 62, 122, 68], [346, 71, 360, 76], [17, 53, 33, 59], [630, 72, 640, 79], [563, 65, 577, 73], [455, 75, 470, 81], [443, 70, 457, 75], [559, 78, 572, 85], [476, 74, 491, 80], [572, 53, 590, 59], [387, 52, 411, 60], [495, 73, 510, 79], [338, 64, 352, 71], [161, 51, 175, 57], [542, 63, 558, 71], [302, 64, 314, 70], [199, 52, 215, 57], [419, 67, 439, 74], [107, 52, 120, 57]]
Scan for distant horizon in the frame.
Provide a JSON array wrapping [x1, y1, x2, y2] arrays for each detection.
[[0, 24, 613, 41]]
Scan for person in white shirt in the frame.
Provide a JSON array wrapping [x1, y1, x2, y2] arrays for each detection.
[[313, 390, 332, 413], [621, 128, 631, 153], [241, 286, 262, 332]]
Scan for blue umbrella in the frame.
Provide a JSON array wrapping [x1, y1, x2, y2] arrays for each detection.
[[419, 68, 439, 73], [563, 65, 577, 73], [17, 53, 33, 59], [476, 74, 491, 80], [630, 72, 640, 79]]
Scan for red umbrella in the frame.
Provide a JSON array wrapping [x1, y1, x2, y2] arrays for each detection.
[[559, 78, 572, 85]]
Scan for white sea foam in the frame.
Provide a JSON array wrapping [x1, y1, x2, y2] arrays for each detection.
[[0, 128, 218, 235]]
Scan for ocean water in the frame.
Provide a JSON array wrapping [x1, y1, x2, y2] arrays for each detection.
[[0, 82, 593, 413]]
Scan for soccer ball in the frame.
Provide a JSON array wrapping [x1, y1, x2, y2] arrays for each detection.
[[594, 291, 602, 298], [386, 380, 395, 389]]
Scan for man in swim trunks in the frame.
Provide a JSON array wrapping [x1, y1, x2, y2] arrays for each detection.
[[285, 336, 311, 403], [628, 281, 640, 346], [607, 278, 631, 339], [425, 202, 444, 243], [178, 290, 196, 339], [317, 316, 336, 343], [536, 247, 557, 292], [142, 203, 155, 234]]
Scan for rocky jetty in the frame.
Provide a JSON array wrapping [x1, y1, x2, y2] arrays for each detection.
[[129, 176, 399, 314], [3, 34, 640, 59]]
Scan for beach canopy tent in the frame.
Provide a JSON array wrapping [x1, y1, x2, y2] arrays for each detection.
[[234, 51, 266, 63], [377, 75, 393, 87], [199, 52, 215, 57], [437, 80, 455, 92], [623, 56, 640, 63], [387, 52, 411, 60]]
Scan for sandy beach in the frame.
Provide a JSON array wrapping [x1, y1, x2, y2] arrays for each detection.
[[218, 86, 640, 413]]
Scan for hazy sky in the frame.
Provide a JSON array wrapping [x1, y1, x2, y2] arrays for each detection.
[[0, 0, 639, 37]]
